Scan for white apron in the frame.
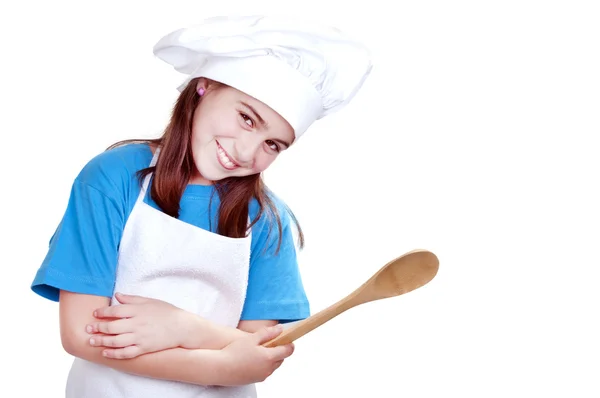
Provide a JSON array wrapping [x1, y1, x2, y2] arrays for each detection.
[[66, 148, 256, 398]]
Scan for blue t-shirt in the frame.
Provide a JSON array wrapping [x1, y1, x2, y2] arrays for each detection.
[[31, 143, 310, 323]]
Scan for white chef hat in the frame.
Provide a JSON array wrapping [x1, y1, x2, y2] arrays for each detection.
[[153, 15, 372, 138]]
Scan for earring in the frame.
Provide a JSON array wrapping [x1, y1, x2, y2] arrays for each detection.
[[197, 87, 205, 96]]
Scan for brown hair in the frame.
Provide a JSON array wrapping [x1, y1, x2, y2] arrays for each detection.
[[108, 78, 304, 253]]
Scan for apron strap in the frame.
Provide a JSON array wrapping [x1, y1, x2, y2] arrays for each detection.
[[136, 146, 161, 205]]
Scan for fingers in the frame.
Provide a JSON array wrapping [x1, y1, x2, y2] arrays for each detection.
[[94, 304, 134, 319], [114, 292, 147, 305], [86, 318, 132, 335], [89, 333, 143, 359], [267, 343, 295, 362], [272, 359, 284, 372], [101, 345, 143, 360], [89, 332, 137, 349], [254, 325, 284, 344], [252, 325, 294, 361], [94, 292, 150, 318]]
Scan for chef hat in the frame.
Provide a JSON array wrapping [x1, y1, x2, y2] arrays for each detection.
[[153, 15, 372, 138]]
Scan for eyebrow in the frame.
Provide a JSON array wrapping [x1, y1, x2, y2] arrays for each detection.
[[239, 101, 292, 148], [239, 101, 268, 128]]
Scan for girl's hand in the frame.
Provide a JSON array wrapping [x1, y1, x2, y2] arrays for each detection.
[[86, 292, 199, 359], [218, 325, 295, 386]]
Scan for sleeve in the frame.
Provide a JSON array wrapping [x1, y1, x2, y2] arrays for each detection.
[[240, 204, 310, 323], [31, 177, 125, 302]]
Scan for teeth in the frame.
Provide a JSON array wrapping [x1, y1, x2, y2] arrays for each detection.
[[217, 146, 237, 168]]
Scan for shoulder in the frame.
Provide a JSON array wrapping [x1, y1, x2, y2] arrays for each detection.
[[76, 143, 153, 198], [77, 142, 153, 184], [249, 189, 298, 252], [30, 144, 153, 302]]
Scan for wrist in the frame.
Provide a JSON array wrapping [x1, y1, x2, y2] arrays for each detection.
[[179, 312, 212, 349], [182, 317, 249, 350], [209, 349, 248, 387], [212, 350, 236, 386], [185, 348, 234, 386]]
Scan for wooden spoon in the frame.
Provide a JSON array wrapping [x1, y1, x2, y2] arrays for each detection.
[[262, 249, 439, 347]]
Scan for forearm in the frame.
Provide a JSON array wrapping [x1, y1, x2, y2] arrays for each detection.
[[58, 290, 278, 385], [66, 341, 227, 386], [182, 315, 278, 350], [182, 314, 249, 350], [59, 291, 229, 385]]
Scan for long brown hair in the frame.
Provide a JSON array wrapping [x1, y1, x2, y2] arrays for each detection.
[[108, 78, 304, 253]]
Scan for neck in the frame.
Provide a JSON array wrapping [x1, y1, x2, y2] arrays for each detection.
[[189, 170, 214, 186]]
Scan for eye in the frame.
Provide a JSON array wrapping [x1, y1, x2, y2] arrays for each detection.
[[239, 112, 254, 128], [265, 140, 280, 152]]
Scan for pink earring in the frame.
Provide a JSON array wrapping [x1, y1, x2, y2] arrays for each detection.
[[197, 87, 205, 96]]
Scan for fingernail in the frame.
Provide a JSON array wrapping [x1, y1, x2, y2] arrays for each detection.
[[86, 325, 93, 333], [89, 338, 95, 346], [102, 350, 109, 357], [93, 311, 97, 317]]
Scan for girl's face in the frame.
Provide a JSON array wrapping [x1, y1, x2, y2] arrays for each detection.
[[189, 79, 295, 184]]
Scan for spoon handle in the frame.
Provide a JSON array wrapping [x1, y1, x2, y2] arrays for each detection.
[[262, 294, 359, 347]]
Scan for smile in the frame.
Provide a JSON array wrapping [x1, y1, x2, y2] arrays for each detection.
[[216, 141, 241, 170]]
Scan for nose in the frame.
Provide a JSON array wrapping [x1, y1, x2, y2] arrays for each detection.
[[234, 136, 262, 167]]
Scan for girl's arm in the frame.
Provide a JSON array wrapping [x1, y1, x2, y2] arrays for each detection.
[[184, 319, 279, 347], [238, 320, 279, 332], [59, 290, 291, 386], [85, 293, 277, 356], [182, 319, 278, 349]]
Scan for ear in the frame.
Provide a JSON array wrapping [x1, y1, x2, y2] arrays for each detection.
[[195, 77, 209, 93], [195, 77, 222, 96]]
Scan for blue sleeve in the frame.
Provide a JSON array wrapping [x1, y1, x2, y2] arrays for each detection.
[[240, 201, 310, 323], [31, 159, 127, 301]]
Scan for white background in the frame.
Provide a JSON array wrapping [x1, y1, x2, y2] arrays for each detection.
[[1, 0, 599, 396]]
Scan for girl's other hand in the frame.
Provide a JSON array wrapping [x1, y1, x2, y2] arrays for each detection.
[[218, 325, 295, 386], [85, 292, 199, 359]]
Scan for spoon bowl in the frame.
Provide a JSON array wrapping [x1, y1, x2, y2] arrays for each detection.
[[263, 249, 439, 347], [368, 249, 439, 300]]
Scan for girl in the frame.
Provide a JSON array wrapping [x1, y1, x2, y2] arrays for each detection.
[[31, 15, 372, 398]]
